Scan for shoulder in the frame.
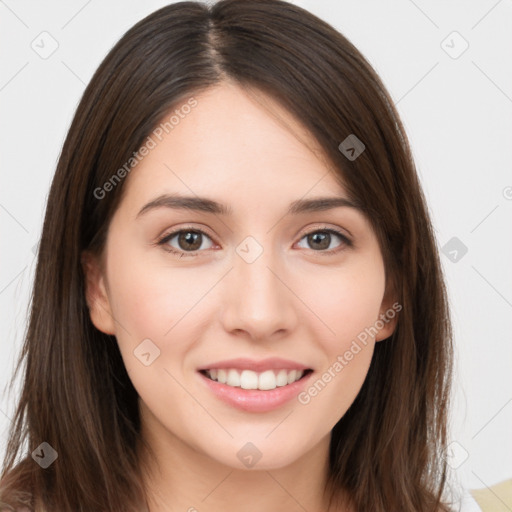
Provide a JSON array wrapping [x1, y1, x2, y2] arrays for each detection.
[[469, 478, 512, 512]]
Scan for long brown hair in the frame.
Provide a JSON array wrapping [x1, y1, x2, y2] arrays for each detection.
[[1, 1, 453, 510]]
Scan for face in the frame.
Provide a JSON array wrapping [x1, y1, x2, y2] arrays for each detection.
[[83, 81, 397, 471]]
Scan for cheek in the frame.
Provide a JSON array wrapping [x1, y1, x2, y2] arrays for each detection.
[[296, 255, 386, 346], [104, 256, 208, 419], [106, 237, 211, 337], [103, 244, 195, 372], [296, 343, 374, 439], [293, 257, 385, 415]]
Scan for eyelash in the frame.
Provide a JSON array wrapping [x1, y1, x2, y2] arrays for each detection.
[[155, 225, 353, 258]]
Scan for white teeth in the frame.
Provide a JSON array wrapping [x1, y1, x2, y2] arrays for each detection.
[[276, 369, 289, 387], [217, 369, 227, 384], [226, 369, 241, 387], [204, 368, 307, 390], [287, 369, 297, 384], [240, 370, 259, 390], [258, 370, 276, 390]]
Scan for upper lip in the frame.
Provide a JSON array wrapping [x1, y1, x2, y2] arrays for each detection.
[[198, 358, 311, 372]]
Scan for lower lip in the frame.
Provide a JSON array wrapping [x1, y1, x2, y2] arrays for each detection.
[[198, 371, 313, 413]]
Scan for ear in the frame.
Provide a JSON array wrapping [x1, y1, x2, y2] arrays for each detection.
[[81, 250, 116, 335], [375, 284, 400, 342]]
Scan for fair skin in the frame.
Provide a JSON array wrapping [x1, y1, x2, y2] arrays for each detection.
[[83, 81, 397, 512]]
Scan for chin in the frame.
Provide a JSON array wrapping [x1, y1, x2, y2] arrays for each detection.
[[204, 436, 316, 472]]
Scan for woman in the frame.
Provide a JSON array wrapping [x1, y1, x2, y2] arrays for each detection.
[[1, 0, 459, 510]]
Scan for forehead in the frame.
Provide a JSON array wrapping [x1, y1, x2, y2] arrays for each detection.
[[121, 81, 347, 210]]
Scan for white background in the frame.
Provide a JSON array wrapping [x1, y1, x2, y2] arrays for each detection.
[[1, 0, 511, 503]]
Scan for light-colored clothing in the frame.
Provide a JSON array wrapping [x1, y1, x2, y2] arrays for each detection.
[[469, 479, 512, 512], [460, 488, 483, 511]]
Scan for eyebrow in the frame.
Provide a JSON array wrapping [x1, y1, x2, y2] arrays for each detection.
[[136, 193, 361, 218]]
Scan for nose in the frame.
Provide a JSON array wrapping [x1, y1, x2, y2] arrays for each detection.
[[220, 244, 298, 342]]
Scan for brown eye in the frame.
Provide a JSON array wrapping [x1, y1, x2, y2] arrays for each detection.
[[296, 229, 351, 253], [158, 229, 214, 256], [176, 231, 203, 251], [307, 232, 331, 250]]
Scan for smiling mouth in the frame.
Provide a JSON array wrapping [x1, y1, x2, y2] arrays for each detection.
[[199, 368, 313, 391]]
